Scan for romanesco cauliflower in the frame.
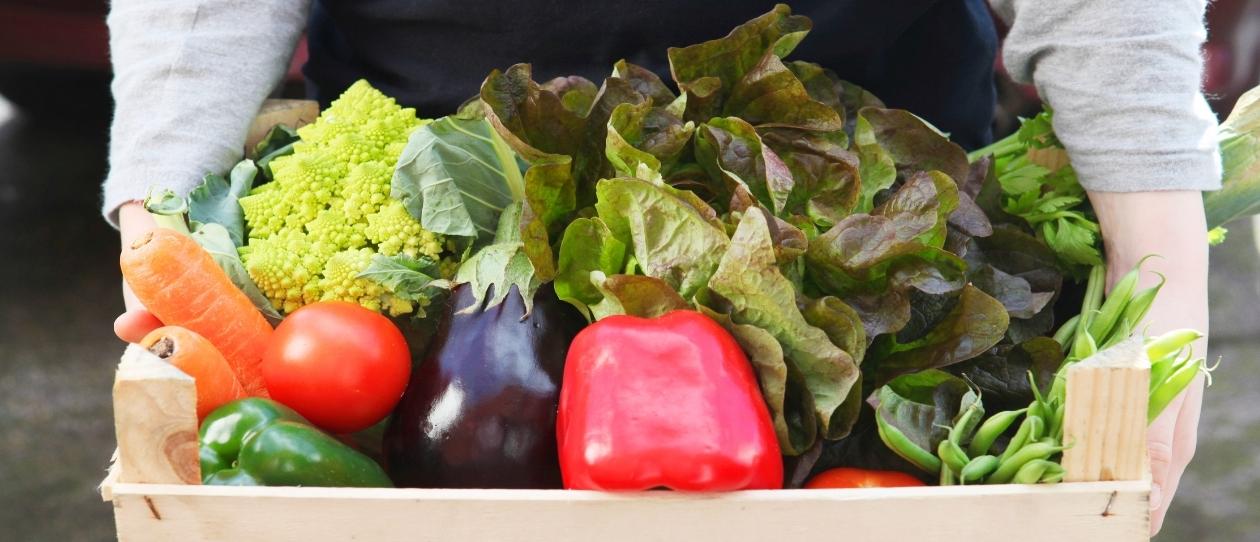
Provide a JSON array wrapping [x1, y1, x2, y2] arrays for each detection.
[[238, 80, 444, 316]]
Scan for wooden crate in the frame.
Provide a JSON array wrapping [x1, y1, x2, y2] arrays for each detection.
[[100, 340, 1154, 542], [102, 101, 1153, 539]]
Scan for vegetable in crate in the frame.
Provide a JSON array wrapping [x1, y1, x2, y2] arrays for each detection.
[[200, 398, 392, 488], [557, 310, 783, 491], [804, 467, 924, 489], [237, 80, 449, 318], [383, 283, 586, 489], [139, 326, 244, 421], [262, 301, 412, 434], [121, 228, 273, 397]]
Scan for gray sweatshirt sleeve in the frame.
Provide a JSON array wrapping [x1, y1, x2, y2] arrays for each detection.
[[102, 0, 310, 227], [992, 0, 1221, 193]]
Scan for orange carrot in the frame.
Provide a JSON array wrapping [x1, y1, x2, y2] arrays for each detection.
[[121, 229, 272, 397], [140, 326, 245, 420]]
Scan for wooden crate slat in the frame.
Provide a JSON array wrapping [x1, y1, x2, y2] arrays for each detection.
[[109, 482, 1150, 542], [112, 345, 201, 485], [1062, 339, 1150, 482]]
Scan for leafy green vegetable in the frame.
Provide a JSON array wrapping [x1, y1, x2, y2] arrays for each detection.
[[392, 115, 526, 248], [865, 285, 1009, 389], [189, 222, 282, 323], [694, 117, 794, 214], [454, 202, 541, 313], [1205, 85, 1260, 228], [875, 370, 973, 458], [594, 177, 729, 299], [588, 272, 690, 321], [189, 160, 259, 246], [553, 218, 628, 318], [357, 254, 450, 317], [701, 209, 860, 441], [947, 337, 1063, 414], [666, 3, 811, 122]]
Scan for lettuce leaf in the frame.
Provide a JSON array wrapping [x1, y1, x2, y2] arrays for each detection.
[[701, 210, 860, 442], [594, 177, 729, 299]]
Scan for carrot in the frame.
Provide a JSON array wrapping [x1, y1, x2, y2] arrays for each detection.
[[121, 229, 272, 397], [140, 326, 245, 420]]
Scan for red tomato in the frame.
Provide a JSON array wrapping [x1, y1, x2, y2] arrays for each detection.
[[262, 301, 411, 434], [804, 467, 926, 489]]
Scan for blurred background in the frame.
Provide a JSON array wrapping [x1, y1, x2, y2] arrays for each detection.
[[0, 1, 1257, 540]]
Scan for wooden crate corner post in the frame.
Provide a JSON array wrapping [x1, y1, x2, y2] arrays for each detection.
[[110, 344, 202, 487], [1062, 338, 1151, 483]]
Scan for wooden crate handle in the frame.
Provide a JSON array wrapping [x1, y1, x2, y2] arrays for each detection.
[[112, 345, 202, 486], [244, 98, 320, 150], [1061, 338, 1150, 482]]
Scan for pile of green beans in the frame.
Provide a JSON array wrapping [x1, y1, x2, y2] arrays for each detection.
[[879, 260, 1209, 485]]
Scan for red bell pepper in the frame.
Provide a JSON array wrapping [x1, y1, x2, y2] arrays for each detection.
[[557, 310, 783, 491]]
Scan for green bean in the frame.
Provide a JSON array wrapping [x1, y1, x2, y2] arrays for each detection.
[[1070, 326, 1098, 362], [1053, 314, 1081, 352], [1012, 459, 1055, 484], [1146, 329, 1203, 362], [1028, 413, 1046, 442], [968, 408, 1025, 457], [938, 439, 970, 474], [999, 414, 1039, 464], [1148, 350, 1189, 393], [1089, 264, 1142, 341], [1078, 265, 1106, 331], [988, 442, 1064, 484], [1149, 358, 1204, 422], [1120, 275, 1164, 331], [960, 455, 1000, 484], [950, 396, 984, 447], [940, 464, 956, 486], [876, 416, 942, 474], [1050, 401, 1065, 441], [1039, 464, 1066, 484], [1100, 317, 1133, 350]]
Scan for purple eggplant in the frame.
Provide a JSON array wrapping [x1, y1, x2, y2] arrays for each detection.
[[383, 283, 586, 488]]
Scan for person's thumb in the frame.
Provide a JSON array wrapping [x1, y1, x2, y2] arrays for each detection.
[[1146, 388, 1188, 533]]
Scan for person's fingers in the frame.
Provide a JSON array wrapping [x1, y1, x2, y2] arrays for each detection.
[[1146, 387, 1185, 533], [114, 310, 163, 343], [1152, 375, 1205, 534]]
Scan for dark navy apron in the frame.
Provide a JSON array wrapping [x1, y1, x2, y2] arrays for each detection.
[[305, 0, 997, 149]]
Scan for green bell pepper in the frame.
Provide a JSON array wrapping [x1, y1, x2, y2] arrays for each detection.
[[199, 398, 393, 488]]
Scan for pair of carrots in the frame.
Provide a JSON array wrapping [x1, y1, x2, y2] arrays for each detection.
[[121, 229, 275, 419]]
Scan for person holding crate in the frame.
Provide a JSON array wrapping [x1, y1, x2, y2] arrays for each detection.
[[102, 0, 1216, 533]]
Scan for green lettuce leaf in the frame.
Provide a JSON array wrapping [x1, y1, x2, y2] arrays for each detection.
[[554, 218, 628, 318], [189, 160, 259, 246], [594, 177, 729, 299], [724, 52, 842, 131], [699, 305, 818, 456], [588, 272, 691, 321], [392, 116, 526, 248], [605, 100, 695, 178], [701, 209, 860, 441], [667, 3, 811, 121]]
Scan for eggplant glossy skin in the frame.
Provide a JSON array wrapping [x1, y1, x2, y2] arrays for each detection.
[[384, 283, 586, 488]]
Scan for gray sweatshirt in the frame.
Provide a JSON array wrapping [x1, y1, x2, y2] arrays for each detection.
[[102, 0, 1223, 226]]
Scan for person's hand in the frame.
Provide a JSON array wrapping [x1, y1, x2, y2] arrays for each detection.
[[1090, 190, 1209, 535], [115, 201, 164, 343]]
